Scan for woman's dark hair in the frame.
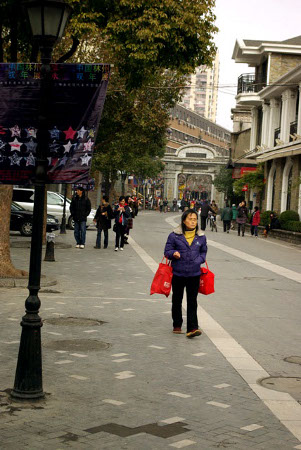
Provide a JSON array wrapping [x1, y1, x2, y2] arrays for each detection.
[[254, 206, 259, 211], [181, 209, 199, 234], [103, 195, 109, 203], [119, 196, 125, 202]]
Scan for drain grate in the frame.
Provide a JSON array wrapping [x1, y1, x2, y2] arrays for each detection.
[[260, 376, 301, 394], [44, 317, 105, 326], [43, 339, 110, 351]]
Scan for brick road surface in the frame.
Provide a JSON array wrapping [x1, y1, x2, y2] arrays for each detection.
[[0, 211, 301, 449]]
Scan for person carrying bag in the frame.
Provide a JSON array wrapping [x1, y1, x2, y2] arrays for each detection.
[[163, 209, 207, 338]]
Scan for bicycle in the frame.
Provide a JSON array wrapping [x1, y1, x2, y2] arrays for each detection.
[[209, 214, 217, 232]]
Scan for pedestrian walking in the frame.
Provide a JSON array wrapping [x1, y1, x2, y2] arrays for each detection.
[[199, 200, 215, 231], [93, 196, 113, 249], [159, 198, 163, 213], [163, 198, 169, 213], [180, 198, 187, 212], [70, 187, 91, 249], [221, 203, 232, 233], [236, 200, 248, 237], [250, 206, 260, 237], [231, 204, 237, 230], [124, 196, 135, 244], [164, 209, 207, 338], [113, 196, 131, 251], [172, 198, 177, 212]]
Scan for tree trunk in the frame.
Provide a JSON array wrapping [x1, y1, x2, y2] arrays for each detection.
[[0, 186, 27, 278]]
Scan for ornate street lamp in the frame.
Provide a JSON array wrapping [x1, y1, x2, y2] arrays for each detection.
[[11, 0, 72, 400]]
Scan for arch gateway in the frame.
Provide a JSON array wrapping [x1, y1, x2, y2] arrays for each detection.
[[162, 144, 229, 204]]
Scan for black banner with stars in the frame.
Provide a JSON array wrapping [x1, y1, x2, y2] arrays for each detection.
[[0, 63, 110, 184]]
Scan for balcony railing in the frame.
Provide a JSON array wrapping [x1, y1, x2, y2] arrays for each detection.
[[274, 127, 281, 146], [289, 121, 297, 141], [237, 73, 266, 95]]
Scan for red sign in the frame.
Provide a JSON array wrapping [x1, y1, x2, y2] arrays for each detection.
[[240, 167, 256, 175], [242, 184, 248, 191]]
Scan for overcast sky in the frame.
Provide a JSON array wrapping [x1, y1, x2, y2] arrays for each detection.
[[214, 0, 301, 131]]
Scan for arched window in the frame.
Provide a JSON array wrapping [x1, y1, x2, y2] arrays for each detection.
[[286, 166, 293, 210], [271, 170, 276, 211]]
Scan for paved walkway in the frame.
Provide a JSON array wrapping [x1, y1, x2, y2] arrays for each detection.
[[0, 212, 301, 449]]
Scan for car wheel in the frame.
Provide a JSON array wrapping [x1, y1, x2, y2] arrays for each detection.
[[68, 216, 75, 230], [20, 220, 33, 236]]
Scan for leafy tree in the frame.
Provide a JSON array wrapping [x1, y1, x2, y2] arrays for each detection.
[[213, 167, 234, 201], [233, 165, 265, 195]]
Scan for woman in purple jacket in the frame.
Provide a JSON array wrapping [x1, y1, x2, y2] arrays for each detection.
[[164, 209, 207, 338]]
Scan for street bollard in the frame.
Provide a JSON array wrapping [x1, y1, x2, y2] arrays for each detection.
[[44, 233, 55, 262]]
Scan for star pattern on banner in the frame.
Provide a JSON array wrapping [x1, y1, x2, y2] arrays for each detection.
[[77, 126, 87, 139], [9, 138, 22, 152], [63, 126, 77, 140], [26, 153, 36, 166], [0, 139, 6, 150], [80, 153, 91, 166], [63, 141, 73, 154], [9, 153, 22, 166], [49, 140, 61, 154], [26, 127, 37, 138], [47, 157, 52, 166], [24, 138, 37, 153], [9, 125, 21, 137], [83, 139, 93, 152], [49, 126, 60, 140], [57, 154, 68, 167]]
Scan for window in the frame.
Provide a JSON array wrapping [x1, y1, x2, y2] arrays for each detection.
[[12, 190, 34, 202], [47, 192, 63, 205], [286, 167, 293, 210]]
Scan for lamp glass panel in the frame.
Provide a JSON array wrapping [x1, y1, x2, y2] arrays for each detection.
[[44, 6, 64, 37], [27, 6, 42, 36], [58, 8, 70, 38]]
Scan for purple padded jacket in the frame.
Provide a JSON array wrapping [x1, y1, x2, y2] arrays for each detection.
[[164, 226, 207, 277]]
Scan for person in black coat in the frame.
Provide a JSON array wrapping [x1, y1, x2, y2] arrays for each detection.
[[113, 196, 131, 251], [70, 187, 91, 248], [200, 200, 215, 231], [93, 196, 113, 249]]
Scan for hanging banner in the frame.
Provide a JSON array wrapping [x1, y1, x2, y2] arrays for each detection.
[[0, 63, 110, 184]]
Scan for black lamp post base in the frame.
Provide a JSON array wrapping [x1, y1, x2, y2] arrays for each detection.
[[11, 388, 45, 400]]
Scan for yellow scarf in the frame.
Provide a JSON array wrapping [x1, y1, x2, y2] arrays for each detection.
[[184, 229, 196, 246]]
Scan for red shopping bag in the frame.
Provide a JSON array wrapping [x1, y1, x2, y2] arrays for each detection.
[[150, 257, 173, 297], [199, 261, 215, 295]]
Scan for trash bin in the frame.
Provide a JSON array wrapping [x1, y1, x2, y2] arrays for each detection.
[[44, 233, 55, 262]]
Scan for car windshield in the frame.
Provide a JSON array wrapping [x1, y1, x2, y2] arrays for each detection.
[[11, 201, 25, 211]]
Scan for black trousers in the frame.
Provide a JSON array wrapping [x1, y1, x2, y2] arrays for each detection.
[[223, 220, 231, 232], [171, 275, 200, 332], [237, 223, 245, 236], [115, 223, 126, 248], [200, 216, 207, 231]]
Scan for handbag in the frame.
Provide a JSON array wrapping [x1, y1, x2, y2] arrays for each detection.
[[113, 223, 117, 232], [199, 261, 215, 295], [150, 257, 173, 297]]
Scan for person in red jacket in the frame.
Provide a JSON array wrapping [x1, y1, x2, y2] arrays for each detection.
[[250, 206, 260, 237]]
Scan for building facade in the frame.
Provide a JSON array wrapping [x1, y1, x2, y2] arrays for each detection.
[[180, 52, 219, 122], [163, 104, 231, 204], [232, 36, 301, 216]]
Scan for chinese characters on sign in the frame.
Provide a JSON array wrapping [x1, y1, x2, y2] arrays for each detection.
[[0, 63, 110, 184]]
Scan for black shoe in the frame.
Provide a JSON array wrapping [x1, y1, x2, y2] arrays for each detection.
[[104, 246, 108, 249], [94, 246, 100, 249]]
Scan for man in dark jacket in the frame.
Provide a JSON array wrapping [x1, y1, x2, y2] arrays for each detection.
[[70, 187, 91, 248], [221, 203, 233, 233], [200, 200, 215, 231]]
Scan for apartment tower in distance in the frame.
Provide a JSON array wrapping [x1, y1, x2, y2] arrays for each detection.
[[180, 51, 219, 122]]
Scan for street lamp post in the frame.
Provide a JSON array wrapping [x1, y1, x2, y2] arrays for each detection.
[[11, 0, 71, 400], [60, 183, 67, 234]]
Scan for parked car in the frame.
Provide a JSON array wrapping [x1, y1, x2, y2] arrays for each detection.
[[12, 188, 96, 229], [10, 202, 59, 236]]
